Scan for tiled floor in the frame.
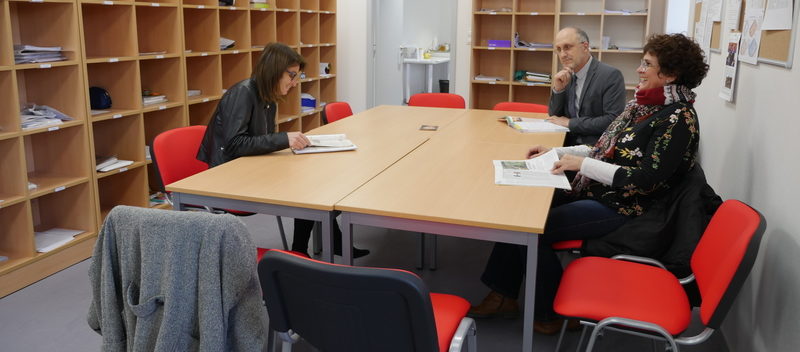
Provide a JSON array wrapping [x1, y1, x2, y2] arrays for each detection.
[[0, 214, 729, 351]]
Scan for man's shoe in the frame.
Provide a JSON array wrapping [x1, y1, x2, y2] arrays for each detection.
[[334, 246, 370, 258], [533, 318, 582, 335], [468, 291, 519, 319]]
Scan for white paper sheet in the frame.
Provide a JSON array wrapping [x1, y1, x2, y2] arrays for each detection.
[[724, 0, 743, 34], [493, 149, 571, 189], [763, 0, 794, 30], [739, 7, 765, 65]]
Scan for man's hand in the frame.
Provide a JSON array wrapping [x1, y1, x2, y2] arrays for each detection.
[[287, 132, 310, 150], [552, 67, 574, 92], [545, 116, 570, 127], [551, 154, 584, 174], [526, 145, 552, 159]]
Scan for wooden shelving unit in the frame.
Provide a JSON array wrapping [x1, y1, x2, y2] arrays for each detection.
[[0, 0, 337, 297], [470, 0, 664, 109]]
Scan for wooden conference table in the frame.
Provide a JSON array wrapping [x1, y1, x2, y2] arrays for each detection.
[[167, 105, 564, 351]]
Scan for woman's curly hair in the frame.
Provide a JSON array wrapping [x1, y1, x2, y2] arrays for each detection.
[[643, 33, 709, 89]]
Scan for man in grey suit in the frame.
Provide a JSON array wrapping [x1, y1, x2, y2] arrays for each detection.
[[546, 27, 626, 146]]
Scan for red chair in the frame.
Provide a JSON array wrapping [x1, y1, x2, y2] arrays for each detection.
[[551, 239, 583, 254], [408, 93, 466, 109], [152, 125, 290, 250], [492, 102, 548, 113], [324, 101, 353, 123], [553, 200, 766, 351], [258, 249, 478, 352]]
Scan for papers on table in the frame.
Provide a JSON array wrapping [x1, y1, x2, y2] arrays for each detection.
[[503, 116, 569, 133], [294, 134, 358, 154], [34, 228, 83, 253], [493, 149, 571, 189]]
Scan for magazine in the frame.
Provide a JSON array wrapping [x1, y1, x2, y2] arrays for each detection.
[[493, 149, 571, 189], [293, 134, 357, 154], [503, 116, 569, 133]]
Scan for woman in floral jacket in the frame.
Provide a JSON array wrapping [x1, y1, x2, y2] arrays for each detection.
[[469, 33, 710, 335]]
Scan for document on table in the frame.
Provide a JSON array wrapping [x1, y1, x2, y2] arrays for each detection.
[[493, 149, 571, 189], [503, 116, 569, 133], [294, 134, 358, 154]]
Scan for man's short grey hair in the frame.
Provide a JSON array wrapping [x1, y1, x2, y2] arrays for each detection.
[[565, 27, 590, 45]]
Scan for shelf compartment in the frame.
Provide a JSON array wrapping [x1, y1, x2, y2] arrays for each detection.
[[561, 0, 603, 13], [276, 0, 299, 10], [319, 13, 335, 44], [0, 3, 13, 67], [250, 9, 276, 49], [300, 12, 319, 45], [80, 3, 137, 60], [87, 61, 141, 119], [277, 115, 301, 132], [319, 45, 335, 77], [0, 202, 33, 263], [472, 0, 512, 12], [301, 46, 319, 78], [604, 0, 649, 14], [183, 0, 218, 6], [140, 56, 184, 108], [558, 15, 602, 49], [183, 7, 220, 54], [515, 14, 555, 46], [301, 112, 320, 131], [92, 114, 145, 175], [0, 70, 19, 136], [220, 7, 251, 52], [470, 83, 509, 110], [186, 54, 222, 104], [9, 1, 80, 62], [597, 52, 641, 88], [97, 165, 148, 220], [188, 100, 217, 126], [513, 50, 554, 82], [24, 125, 91, 198], [16, 64, 86, 124], [299, 0, 318, 11], [300, 78, 319, 112], [276, 10, 299, 46], [472, 49, 512, 82], [0, 138, 26, 206], [135, 4, 181, 57], [602, 15, 647, 50], [473, 14, 512, 47], [319, 75, 335, 106], [278, 81, 301, 120], [518, 0, 555, 13], [319, 0, 335, 12], [512, 85, 551, 105], [30, 180, 94, 245], [222, 52, 252, 89]]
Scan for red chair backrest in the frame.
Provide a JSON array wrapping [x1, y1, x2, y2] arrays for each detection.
[[493, 102, 548, 113], [408, 93, 465, 109], [691, 199, 766, 328], [152, 125, 209, 186], [324, 102, 353, 123]]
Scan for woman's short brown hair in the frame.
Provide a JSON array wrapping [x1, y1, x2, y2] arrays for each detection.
[[252, 43, 306, 103], [643, 33, 709, 89]]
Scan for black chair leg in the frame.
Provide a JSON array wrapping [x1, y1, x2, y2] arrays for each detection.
[[276, 216, 288, 251]]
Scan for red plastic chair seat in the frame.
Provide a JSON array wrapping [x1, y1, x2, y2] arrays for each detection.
[[554, 256, 692, 336], [430, 293, 470, 352], [408, 93, 465, 109], [493, 102, 548, 113], [256, 248, 309, 262], [552, 240, 583, 251]]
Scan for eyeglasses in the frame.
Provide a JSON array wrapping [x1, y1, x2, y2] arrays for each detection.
[[285, 70, 300, 81], [639, 59, 657, 70]]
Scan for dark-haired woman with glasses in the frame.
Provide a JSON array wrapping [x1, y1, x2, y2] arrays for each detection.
[[198, 42, 369, 258]]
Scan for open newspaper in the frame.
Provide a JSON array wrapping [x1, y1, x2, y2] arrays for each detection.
[[493, 149, 571, 189], [503, 116, 569, 133], [294, 134, 358, 154]]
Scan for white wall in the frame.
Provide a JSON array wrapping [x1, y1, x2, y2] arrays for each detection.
[[337, 0, 369, 113], [665, 0, 691, 34], [694, 26, 800, 352]]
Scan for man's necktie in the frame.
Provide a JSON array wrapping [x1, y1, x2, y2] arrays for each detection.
[[567, 74, 578, 118]]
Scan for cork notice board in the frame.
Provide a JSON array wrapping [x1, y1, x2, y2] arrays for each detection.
[[701, 0, 797, 67]]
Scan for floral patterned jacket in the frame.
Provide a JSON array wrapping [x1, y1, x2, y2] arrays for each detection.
[[582, 101, 699, 216]]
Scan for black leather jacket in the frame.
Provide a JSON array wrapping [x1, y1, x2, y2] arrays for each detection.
[[197, 79, 289, 167]]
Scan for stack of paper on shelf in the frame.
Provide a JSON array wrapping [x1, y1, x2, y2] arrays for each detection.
[[220, 37, 236, 50], [143, 94, 167, 105], [20, 104, 73, 130], [524, 71, 551, 84], [14, 44, 66, 64], [187, 89, 202, 97], [294, 134, 358, 154], [95, 155, 134, 172], [514, 32, 554, 49], [34, 228, 83, 253], [475, 74, 504, 81]]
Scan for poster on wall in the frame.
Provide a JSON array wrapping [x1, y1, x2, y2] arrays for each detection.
[[739, 0, 765, 64], [720, 32, 742, 102], [724, 0, 743, 35], [762, 0, 794, 30]]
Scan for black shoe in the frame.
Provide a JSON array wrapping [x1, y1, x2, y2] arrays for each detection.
[[334, 246, 370, 258]]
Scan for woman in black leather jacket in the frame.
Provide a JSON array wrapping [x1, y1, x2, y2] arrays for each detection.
[[197, 42, 368, 258]]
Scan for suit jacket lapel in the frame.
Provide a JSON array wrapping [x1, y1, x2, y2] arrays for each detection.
[[578, 58, 600, 113]]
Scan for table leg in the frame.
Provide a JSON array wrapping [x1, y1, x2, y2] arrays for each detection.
[[340, 212, 354, 265], [404, 63, 411, 104], [171, 192, 185, 211], [426, 64, 433, 93], [321, 213, 335, 263], [523, 234, 539, 352]]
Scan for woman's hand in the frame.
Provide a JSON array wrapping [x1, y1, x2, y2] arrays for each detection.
[[287, 132, 310, 150], [551, 155, 584, 174], [526, 145, 552, 159]]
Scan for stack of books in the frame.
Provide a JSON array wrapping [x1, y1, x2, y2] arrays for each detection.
[[142, 91, 168, 106], [220, 37, 235, 50], [20, 104, 73, 130], [14, 45, 66, 64], [524, 71, 551, 84], [96, 155, 134, 173], [251, 0, 269, 9]]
